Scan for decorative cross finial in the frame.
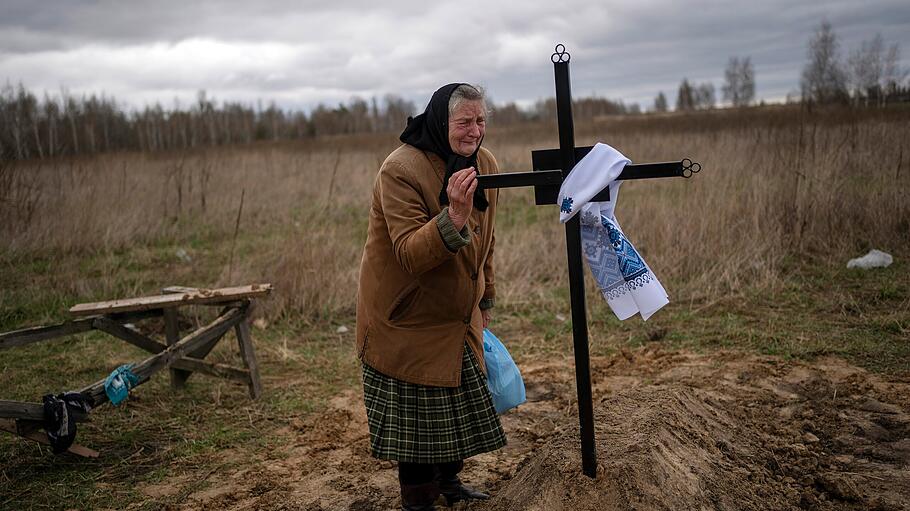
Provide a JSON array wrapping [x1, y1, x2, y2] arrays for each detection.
[[681, 158, 702, 178], [551, 44, 571, 63]]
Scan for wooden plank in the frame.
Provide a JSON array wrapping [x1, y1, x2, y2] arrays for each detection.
[[68, 284, 273, 317], [163, 308, 190, 388], [162, 289, 245, 308], [0, 400, 89, 422], [93, 318, 167, 354], [80, 306, 245, 406], [1, 308, 163, 351], [0, 418, 99, 458], [162, 286, 201, 294], [0, 401, 45, 421], [234, 312, 262, 400], [0, 319, 95, 349]]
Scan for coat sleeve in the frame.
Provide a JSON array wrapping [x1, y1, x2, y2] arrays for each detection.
[[379, 161, 458, 275]]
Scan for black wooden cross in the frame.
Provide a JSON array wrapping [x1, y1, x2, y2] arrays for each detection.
[[476, 44, 701, 479]]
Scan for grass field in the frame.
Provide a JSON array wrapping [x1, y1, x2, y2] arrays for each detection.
[[1, 105, 908, 509]]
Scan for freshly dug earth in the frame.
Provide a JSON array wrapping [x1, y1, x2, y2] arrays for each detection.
[[135, 348, 910, 510], [485, 386, 798, 510], [482, 351, 910, 511]]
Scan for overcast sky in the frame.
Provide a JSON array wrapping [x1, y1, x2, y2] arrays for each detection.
[[1, 0, 908, 112]]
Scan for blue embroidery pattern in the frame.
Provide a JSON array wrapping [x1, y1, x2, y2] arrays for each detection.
[[603, 220, 648, 282], [580, 212, 652, 300], [560, 196, 573, 214]]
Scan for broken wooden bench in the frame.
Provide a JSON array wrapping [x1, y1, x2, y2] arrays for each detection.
[[0, 283, 272, 457]]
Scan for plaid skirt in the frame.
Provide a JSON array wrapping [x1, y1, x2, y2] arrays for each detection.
[[361, 343, 507, 463]]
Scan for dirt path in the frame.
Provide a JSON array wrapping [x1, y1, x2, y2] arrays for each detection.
[[134, 348, 910, 510]]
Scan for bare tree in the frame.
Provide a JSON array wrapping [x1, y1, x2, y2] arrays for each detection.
[[696, 82, 716, 109], [723, 56, 756, 107], [43, 92, 58, 157], [882, 42, 908, 103], [800, 21, 848, 104], [676, 79, 695, 111], [63, 91, 80, 154], [847, 34, 884, 105], [653, 91, 668, 113]]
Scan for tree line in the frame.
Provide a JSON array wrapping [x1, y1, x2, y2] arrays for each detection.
[[0, 87, 421, 160], [0, 84, 637, 161], [653, 21, 908, 112]]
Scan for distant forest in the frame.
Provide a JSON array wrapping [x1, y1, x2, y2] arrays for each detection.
[[0, 85, 642, 161]]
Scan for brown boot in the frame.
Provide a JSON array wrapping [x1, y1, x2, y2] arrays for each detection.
[[400, 481, 439, 511]]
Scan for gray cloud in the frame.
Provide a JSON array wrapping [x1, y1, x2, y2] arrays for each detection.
[[1, 0, 908, 111]]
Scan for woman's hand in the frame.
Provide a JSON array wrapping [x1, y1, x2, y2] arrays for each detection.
[[447, 167, 477, 231], [482, 309, 492, 329]]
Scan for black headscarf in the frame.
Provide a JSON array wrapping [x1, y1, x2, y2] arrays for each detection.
[[399, 83, 489, 212]]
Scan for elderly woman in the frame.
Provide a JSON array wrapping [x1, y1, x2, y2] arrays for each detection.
[[355, 83, 505, 510]]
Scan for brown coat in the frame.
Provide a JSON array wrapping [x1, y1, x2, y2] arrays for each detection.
[[355, 144, 499, 387]]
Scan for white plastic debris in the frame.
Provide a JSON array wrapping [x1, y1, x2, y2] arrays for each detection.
[[336, 325, 350, 334], [175, 248, 192, 263], [555, 314, 567, 322], [847, 249, 893, 269]]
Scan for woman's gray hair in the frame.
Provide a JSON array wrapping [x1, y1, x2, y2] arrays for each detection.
[[448, 84, 488, 118]]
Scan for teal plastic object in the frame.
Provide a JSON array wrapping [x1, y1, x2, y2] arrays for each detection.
[[104, 364, 139, 406], [482, 329, 526, 414]]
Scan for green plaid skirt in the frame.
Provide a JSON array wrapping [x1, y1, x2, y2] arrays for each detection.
[[361, 344, 507, 463]]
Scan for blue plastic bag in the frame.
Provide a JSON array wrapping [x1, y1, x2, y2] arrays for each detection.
[[483, 329, 526, 414]]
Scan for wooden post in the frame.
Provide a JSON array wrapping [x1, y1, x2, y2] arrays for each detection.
[[234, 302, 262, 400], [163, 308, 190, 388]]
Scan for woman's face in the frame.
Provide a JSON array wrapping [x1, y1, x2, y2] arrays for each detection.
[[448, 100, 486, 157]]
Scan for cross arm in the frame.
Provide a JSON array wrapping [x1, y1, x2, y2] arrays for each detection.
[[476, 145, 700, 205], [475, 170, 564, 189], [476, 160, 697, 190]]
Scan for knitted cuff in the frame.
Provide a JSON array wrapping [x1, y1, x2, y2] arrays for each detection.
[[436, 207, 471, 252], [479, 298, 495, 310]]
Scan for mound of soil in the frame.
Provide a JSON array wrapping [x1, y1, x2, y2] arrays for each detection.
[[482, 355, 910, 511], [485, 386, 794, 510]]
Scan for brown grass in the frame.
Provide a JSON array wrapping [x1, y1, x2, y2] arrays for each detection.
[[1, 106, 908, 323], [1, 106, 908, 511]]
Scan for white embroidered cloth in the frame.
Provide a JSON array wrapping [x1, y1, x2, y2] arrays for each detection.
[[557, 143, 669, 321]]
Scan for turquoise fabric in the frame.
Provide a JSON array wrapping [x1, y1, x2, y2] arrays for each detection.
[[104, 364, 139, 405]]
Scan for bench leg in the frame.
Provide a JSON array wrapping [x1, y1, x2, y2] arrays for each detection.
[[234, 317, 262, 400], [164, 308, 191, 389]]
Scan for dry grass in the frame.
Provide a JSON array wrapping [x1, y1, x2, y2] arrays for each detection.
[[1, 106, 908, 325], [1, 105, 908, 511]]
